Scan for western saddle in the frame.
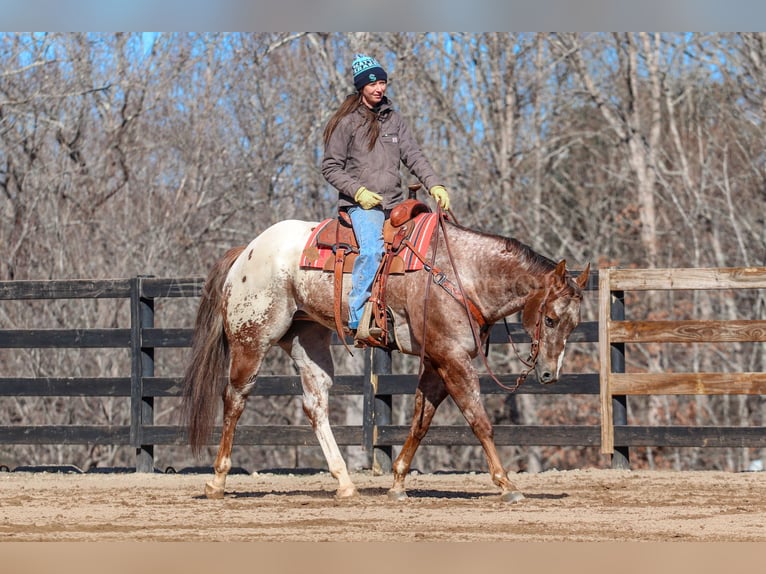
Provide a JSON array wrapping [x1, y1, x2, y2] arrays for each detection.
[[316, 185, 431, 350]]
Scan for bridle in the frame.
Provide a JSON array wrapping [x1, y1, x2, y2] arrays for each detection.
[[407, 207, 572, 392], [504, 284, 553, 389], [507, 280, 582, 387]]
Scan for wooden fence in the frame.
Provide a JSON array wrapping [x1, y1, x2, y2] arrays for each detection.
[[599, 267, 766, 468], [0, 273, 600, 472], [2, 267, 765, 473]]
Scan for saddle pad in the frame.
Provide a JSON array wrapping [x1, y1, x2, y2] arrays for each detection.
[[300, 212, 439, 272]]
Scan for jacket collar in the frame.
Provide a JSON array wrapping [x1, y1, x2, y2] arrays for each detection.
[[358, 96, 392, 118]]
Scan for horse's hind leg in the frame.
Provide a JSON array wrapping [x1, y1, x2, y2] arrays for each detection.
[[279, 322, 357, 498], [389, 363, 448, 501], [205, 342, 264, 499]]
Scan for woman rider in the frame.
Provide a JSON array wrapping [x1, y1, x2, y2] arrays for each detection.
[[321, 53, 450, 341]]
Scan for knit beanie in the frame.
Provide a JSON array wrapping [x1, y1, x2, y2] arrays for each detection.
[[352, 53, 388, 91]]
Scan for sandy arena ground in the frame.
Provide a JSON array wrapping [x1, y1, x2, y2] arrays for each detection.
[[1, 467, 765, 542]]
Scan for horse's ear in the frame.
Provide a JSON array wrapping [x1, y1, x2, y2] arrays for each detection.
[[575, 262, 591, 290], [554, 259, 567, 281]]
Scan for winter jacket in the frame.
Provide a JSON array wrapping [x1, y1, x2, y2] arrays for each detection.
[[322, 97, 442, 211]]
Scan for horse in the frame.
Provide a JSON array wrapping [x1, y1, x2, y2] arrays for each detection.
[[182, 215, 590, 503]]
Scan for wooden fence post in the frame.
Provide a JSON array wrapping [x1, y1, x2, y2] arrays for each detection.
[[599, 268, 630, 469], [362, 348, 374, 465], [130, 276, 155, 472], [372, 348, 393, 474], [362, 346, 393, 473]]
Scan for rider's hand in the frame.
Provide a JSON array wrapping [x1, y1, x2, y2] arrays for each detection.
[[429, 185, 450, 211], [354, 186, 382, 210]]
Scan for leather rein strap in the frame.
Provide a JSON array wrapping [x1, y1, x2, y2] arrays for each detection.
[[333, 220, 356, 355], [503, 285, 550, 389], [405, 208, 531, 392]]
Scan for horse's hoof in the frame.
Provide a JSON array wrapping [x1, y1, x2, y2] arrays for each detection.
[[205, 482, 225, 499], [334, 486, 359, 500], [387, 489, 408, 501], [500, 490, 525, 504]]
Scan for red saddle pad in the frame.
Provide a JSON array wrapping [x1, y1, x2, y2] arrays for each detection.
[[299, 212, 438, 272]]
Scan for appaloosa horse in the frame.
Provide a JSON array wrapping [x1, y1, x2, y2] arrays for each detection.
[[182, 215, 589, 503]]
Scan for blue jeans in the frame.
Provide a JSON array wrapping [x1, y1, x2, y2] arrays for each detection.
[[347, 206, 385, 329]]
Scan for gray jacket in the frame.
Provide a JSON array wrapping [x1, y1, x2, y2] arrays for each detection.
[[321, 97, 442, 211]]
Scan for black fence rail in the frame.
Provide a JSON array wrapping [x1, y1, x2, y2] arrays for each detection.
[[4, 269, 765, 473], [1, 272, 599, 472]]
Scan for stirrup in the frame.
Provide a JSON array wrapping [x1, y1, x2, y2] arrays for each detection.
[[355, 302, 382, 345]]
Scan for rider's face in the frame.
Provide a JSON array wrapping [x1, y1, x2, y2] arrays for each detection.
[[361, 80, 387, 108]]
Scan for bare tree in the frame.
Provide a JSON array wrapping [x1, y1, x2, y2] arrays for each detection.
[[2, 32, 766, 472]]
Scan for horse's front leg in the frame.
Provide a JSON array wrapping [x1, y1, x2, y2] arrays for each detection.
[[281, 324, 357, 499], [440, 360, 524, 503], [389, 364, 448, 501]]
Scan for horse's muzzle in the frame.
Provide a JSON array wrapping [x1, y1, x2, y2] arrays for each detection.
[[537, 368, 556, 385]]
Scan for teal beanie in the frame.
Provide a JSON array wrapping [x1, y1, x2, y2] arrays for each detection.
[[352, 53, 387, 91]]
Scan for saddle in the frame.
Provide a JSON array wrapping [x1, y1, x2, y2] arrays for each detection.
[[317, 197, 433, 350]]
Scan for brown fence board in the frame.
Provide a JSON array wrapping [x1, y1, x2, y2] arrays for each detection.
[[599, 266, 766, 457], [607, 267, 766, 291], [609, 372, 766, 395], [598, 269, 615, 453], [610, 320, 766, 343]]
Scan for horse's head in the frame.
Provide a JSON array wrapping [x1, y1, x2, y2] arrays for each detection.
[[520, 260, 590, 384]]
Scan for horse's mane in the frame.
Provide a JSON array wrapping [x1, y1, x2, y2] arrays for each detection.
[[449, 219, 557, 276], [502, 236, 558, 275], [501, 234, 587, 297]]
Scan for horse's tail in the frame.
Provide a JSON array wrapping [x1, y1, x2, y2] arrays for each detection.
[[182, 245, 246, 457]]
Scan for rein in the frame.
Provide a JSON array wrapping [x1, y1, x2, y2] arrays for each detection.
[[506, 281, 579, 387], [503, 285, 550, 389], [405, 207, 536, 392]]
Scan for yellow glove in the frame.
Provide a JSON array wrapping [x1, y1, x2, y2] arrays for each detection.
[[429, 185, 450, 211], [354, 186, 382, 210]]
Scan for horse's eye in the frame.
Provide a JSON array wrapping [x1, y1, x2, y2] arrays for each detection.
[[544, 316, 555, 328]]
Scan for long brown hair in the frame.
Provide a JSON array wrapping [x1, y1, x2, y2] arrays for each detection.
[[323, 92, 380, 152]]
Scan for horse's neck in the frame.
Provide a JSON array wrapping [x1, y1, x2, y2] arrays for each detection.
[[445, 225, 553, 323]]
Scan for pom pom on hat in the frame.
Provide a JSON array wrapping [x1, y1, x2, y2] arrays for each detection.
[[352, 53, 388, 91]]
